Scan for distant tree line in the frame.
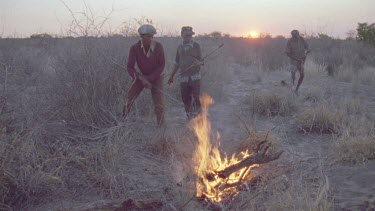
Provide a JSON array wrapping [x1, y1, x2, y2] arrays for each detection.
[[357, 22, 375, 46], [18, 22, 375, 46], [30, 33, 54, 39]]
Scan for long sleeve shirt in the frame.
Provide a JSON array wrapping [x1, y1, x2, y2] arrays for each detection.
[[127, 40, 165, 82]]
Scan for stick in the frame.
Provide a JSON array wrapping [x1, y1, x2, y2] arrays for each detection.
[[215, 142, 283, 179], [219, 175, 260, 191], [179, 194, 195, 210], [102, 54, 183, 105], [234, 113, 251, 136], [178, 43, 224, 76]]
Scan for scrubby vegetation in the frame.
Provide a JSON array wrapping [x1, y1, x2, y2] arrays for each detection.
[[1, 24, 375, 209]]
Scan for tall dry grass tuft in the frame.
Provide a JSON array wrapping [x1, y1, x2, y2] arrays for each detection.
[[335, 116, 375, 164], [296, 103, 344, 134], [335, 134, 375, 164], [249, 90, 297, 117]]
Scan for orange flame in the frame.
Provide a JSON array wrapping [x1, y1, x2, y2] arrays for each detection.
[[191, 94, 258, 202]]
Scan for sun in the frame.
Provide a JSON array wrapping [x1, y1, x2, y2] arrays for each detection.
[[247, 31, 260, 39]]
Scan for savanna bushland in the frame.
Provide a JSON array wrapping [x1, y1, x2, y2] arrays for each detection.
[[1, 21, 375, 210]]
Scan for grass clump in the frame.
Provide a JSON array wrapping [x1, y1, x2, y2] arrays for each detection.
[[250, 90, 296, 117], [296, 104, 343, 134], [335, 117, 375, 163], [335, 134, 375, 164]]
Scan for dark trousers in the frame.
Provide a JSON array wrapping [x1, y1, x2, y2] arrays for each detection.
[[180, 79, 201, 119], [123, 77, 165, 126]]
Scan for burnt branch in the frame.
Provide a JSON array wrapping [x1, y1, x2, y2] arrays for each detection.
[[219, 175, 261, 191], [215, 142, 283, 179]]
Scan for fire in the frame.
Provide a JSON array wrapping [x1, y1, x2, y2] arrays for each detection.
[[191, 94, 259, 203]]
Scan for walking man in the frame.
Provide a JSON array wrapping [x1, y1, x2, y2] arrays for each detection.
[[123, 24, 165, 126], [168, 26, 203, 120], [285, 29, 310, 94]]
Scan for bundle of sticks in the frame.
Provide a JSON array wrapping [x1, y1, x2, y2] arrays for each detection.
[[197, 141, 283, 207]]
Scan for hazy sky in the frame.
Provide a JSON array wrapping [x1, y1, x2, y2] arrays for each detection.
[[0, 0, 374, 38]]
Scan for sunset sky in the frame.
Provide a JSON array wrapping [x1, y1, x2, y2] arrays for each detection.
[[0, 0, 374, 38]]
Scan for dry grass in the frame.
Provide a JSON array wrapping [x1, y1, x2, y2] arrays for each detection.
[[263, 177, 333, 211], [340, 97, 366, 116], [358, 67, 375, 85], [296, 104, 344, 134], [221, 157, 333, 211], [297, 96, 375, 164], [304, 59, 325, 79], [335, 116, 375, 164], [0, 123, 139, 209], [147, 130, 176, 157], [303, 87, 324, 103], [336, 66, 375, 86], [250, 90, 297, 117], [336, 67, 354, 83], [335, 134, 375, 164], [1, 32, 375, 210]]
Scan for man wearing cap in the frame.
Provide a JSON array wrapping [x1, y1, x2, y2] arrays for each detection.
[[123, 24, 165, 126], [168, 26, 203, 120], [285, 29, 310, 94]]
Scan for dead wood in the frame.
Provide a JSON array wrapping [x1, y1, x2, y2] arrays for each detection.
[[215, 141, 283, 179], [219, 175, 261, 191]]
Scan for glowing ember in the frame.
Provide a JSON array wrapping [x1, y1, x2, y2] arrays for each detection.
[[191, 94, 259, 202]]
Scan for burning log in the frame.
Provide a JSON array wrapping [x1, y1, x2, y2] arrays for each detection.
[[219, 175, 261, 192], [215, 141, 283, 179], [195, 195, 223, 211], [191, 94, 283, 203]]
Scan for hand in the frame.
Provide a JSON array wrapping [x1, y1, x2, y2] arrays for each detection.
[[167, 76, 174, 85], [141, 78, 152, 89], [137, 74, 151, 89]]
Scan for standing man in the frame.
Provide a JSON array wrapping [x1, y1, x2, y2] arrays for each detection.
[[168, 26, 203, 120], [285, 29, 310, 94], [123, 24, 165, 126]]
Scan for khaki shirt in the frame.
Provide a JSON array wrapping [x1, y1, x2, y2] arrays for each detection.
[[286, 37, 309, 61], [174, 40, 202, 82]]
